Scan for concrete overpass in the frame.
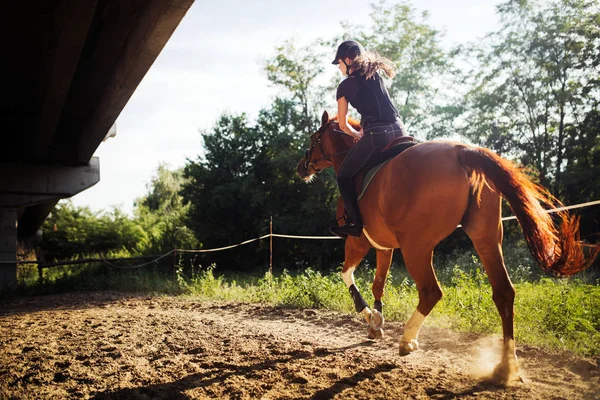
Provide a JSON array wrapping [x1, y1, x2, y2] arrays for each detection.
[[0, 0, 195, 289]]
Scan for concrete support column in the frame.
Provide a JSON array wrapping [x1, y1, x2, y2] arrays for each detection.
[[0, 207, 18, 291]]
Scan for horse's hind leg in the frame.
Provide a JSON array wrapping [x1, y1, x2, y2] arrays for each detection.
[[368, 249, 393, 339], [398, 244, 442, 355], [462, 187, 519, 384]]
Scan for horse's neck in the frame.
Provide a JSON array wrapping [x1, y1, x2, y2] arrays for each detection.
[[329, 122, 356, 176]]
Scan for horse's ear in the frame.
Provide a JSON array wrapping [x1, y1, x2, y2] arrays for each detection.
[[321, 111, 329, 126]]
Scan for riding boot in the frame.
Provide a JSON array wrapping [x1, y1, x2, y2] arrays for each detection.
[[330, 177, 363, 238]]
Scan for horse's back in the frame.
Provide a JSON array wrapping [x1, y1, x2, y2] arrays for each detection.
[[360, 141, 473, 248]]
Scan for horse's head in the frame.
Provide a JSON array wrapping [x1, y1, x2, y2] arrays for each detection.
[[297, 111, 356, 181]]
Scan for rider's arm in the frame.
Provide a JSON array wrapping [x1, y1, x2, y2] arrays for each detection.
[[337, 97, 362, 140]]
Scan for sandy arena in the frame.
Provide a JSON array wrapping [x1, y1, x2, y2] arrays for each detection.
[[0, 292, 598, 399]]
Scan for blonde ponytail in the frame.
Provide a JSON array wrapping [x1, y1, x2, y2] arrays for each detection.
[[351, 50, 396, 79]]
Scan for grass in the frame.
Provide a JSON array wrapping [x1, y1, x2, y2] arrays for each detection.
[[174, 263, 600, 357], [8, 250, 600, 358], [13, 261, 182, 296]]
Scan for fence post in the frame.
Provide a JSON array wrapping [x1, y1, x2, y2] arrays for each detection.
[[173, 248, 177, 279], [269, 216, 273, 275]]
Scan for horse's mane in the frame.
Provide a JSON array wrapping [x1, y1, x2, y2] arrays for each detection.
[[330, 115, 361, 131]]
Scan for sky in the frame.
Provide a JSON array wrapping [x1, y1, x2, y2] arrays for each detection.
[[72, 0, 501, 214]]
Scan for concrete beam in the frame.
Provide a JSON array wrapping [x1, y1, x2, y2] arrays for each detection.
[[34, 0, 99, 160], [0, 208, 18, 291], [75, 0, 194, 164], [0, 157, 100, 205], [0, 195, 60, 208], [54, 0, 195, 164], [18, 201, 59, 237]]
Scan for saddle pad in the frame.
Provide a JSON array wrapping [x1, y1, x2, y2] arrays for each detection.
[[357, 159, 393, 201], [357, 141, 418, 202]]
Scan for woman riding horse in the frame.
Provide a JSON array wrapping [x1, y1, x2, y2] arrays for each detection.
[[297, 40, 598, 385], [330, 40, 408, 238], [298, 110, 598, 384]]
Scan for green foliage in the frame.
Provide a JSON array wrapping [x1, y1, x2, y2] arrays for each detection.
[[187, 264, 227, 298], [40, 201, 149, 261], [181, 99, 343, 270], [134, 164, 199, 253], [374, 275, 418, 322], [562, 109, 600, 245], [264, 40, 327, 134], [515, 278, 600, 356], [435, 267, 498, 333], [458, 0, 600, 195], [434, 237, 540, 284], [15, 262, 182, 297], [277, 268, 349, 309], [40, 164, 199, 263]]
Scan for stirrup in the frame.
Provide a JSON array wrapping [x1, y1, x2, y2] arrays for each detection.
[[329, 223, 363, 238]]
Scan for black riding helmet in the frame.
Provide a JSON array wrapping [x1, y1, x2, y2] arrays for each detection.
[[332, 40, 363, 75], [331, 40, 363, 64]]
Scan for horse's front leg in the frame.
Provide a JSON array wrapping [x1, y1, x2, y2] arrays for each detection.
[[341, 236, 377, 332], [367, 249, 393, 339]]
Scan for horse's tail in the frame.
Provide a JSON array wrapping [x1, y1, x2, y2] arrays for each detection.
[[458, 145, 598, 276]]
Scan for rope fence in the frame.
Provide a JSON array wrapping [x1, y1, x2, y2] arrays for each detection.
[[4, 198, 600, 272], [494, 199, 600, 222], [177, 235, 271, 253]]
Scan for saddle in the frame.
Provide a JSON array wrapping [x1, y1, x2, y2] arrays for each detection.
[[357, 136, 418, 201]]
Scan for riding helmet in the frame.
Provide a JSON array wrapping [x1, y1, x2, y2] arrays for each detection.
[[331, 40, 363, 64]]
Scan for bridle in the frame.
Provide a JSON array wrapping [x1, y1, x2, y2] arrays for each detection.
[[303, 122, 351, 173]]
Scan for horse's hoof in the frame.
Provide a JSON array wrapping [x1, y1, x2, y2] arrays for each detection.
[[491, 360, 521, 386], [367, 328, 384, 340], [369, 309, 384, 331], [399, 339, 419, 356]]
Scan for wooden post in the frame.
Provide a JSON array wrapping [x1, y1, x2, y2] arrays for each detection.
[[173, 248, 177, 279], [269, 216, 273, 275], [36, 247, 44, 284]]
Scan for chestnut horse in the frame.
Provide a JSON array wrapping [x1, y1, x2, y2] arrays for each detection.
[[297, 111, 598, 384]]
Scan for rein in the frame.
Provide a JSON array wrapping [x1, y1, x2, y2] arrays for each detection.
[[304, 124, 351, 173]]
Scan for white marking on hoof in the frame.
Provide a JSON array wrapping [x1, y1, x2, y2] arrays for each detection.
[[368, 328, 384, 340], [361, 307, 373, 324], [369, 309, 384, 331], [399, 339, 419, 356], [363, 229, 393, 251], [401, 311, 425, 343]]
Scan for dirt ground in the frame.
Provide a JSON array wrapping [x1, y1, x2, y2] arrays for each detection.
[[0, 292, 598, 399]]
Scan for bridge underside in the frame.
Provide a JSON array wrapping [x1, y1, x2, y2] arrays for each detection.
[[0, 0, 194, 290]]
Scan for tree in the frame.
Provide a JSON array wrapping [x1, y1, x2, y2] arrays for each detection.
[[264, 40, 328, 134], [182, 100, 343, 271], [134, 164, 198, 253], [458, 0, 600, 193], [562, 109, 600, 244]]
